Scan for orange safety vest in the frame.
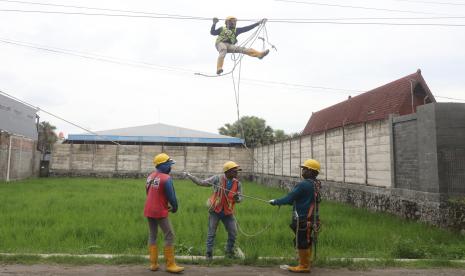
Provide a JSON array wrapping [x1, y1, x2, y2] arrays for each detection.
[[208, 176, 239, 216]]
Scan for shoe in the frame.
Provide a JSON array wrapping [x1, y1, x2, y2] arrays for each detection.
[[206, 251, 213, 261], [259, 49, 270, 59]]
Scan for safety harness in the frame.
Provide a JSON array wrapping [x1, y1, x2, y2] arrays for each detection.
[[216, 27, 237, 44], [307, 179, 322, 260]]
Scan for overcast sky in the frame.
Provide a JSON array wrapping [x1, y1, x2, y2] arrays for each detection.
[[1, 0, 464, 137]]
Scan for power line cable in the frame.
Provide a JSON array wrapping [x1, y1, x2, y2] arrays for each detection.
[[0, 89, 121, 145], [2, 0, 465, 21], [1, 36, 464, 101], [274, 0, 459, 16], [2, 8, 465, 26], [393, 0, 465, 6]]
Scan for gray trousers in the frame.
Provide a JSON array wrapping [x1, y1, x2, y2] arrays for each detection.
[[206, 211, 237, 254], [216, 42, 248, 58], [147, 217, 174, 246]]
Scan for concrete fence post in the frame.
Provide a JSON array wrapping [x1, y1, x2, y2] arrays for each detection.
[[6, 134, 12, 182]]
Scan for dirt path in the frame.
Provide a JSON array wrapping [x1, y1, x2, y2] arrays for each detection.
[[1, 264, 465, 276]]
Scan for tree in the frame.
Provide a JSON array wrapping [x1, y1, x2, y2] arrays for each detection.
[[38, 121, 58, 154], [273, 129, 289, 142], [219, 116, 274, 147]]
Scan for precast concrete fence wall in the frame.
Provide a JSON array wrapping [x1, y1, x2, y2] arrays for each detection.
[[51, 144, 253, 178], [253, 119, 392, 188], [0, 131, 40, 181]]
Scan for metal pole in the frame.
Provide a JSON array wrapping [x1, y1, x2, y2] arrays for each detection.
[[6, 135, 12, 182]]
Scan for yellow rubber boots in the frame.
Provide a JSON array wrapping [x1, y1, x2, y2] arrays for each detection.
[[149, 245, 159, 271], [288, 248, 311, 273], [164, 246, 184, 273]]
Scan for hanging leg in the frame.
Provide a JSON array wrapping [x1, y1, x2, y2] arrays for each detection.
[[215, 42, 228, 75]]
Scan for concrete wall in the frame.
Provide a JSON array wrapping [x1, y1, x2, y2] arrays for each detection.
[[0, 131, 40, 181], [393, 103, 465, 196], [253, 119, 392, 187], [254, 103, 465, 230], [51, 144, 253, 177]]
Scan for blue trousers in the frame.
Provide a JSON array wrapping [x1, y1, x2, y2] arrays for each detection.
[[206, 211, 237, 254]]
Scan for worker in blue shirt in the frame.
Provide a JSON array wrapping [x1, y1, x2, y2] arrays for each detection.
[[269, 159, 321, 273]]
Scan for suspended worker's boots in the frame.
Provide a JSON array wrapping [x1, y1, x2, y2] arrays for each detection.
[[149, 245, 159, 271], [216, 56, 225, 75], [164, 246, 184, 273], [288, 248, 311, 273], [245, 49, 270, 59]]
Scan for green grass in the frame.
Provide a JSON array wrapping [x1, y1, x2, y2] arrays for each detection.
[[1, 177, 465, 266]]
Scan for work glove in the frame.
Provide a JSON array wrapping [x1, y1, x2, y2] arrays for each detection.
[[213, 17, 219, 24], [233, 194, 240, 202], [182, 171, 191, 178], [268, 199, 277, 206], [260, 18, 267, 24]]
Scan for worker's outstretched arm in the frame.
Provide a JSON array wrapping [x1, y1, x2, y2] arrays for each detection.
[[236, 19, 266, 36], [185, 173, 219, 187], [271, 184, 303, 206], [211, 17, 221, 35]]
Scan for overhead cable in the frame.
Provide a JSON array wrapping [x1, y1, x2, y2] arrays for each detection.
[[0, 89, 121, 145], [0, 37, 464, 102], [274, 0, 459, 16]]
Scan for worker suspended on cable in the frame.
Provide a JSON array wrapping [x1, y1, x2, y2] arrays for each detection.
[[144, 153, 184, 273], [183, 161, 243, 260], [211, 16, 269, 75], [269, 159, 321, 273]]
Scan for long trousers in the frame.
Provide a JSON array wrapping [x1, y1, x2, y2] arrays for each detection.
[[147, 217, 174, 246], [206, 211, 237, 254]]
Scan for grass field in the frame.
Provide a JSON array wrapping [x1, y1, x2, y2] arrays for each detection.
[[1, 177, 465, 264]]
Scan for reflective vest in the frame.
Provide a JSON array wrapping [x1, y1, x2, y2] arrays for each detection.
[[208, 176, 239, 216], [144, 171, 170, 219], [216, 27, 237, 44]]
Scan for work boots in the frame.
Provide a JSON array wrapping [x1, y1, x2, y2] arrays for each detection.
[[148, 245, 159, 271], [288, 248, 311, 273], [216, 56, 225, 75], [245, 49, 270, 59], [164, 246, 184, 273]]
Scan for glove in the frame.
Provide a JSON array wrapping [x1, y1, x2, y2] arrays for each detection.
[[269, 199, 277, 206], [260, 18, 267, 24], [233, 194, 240, 202], [213, 17, 219, 24]]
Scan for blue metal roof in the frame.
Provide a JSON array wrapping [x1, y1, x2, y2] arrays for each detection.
[[67, 134, 244, 145]]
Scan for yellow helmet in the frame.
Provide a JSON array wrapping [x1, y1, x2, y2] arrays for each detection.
[[225, 16, 237, 21], [301, 159, 320, 172], [223, 161, 241, 172], [153, 153, 175, 166]]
